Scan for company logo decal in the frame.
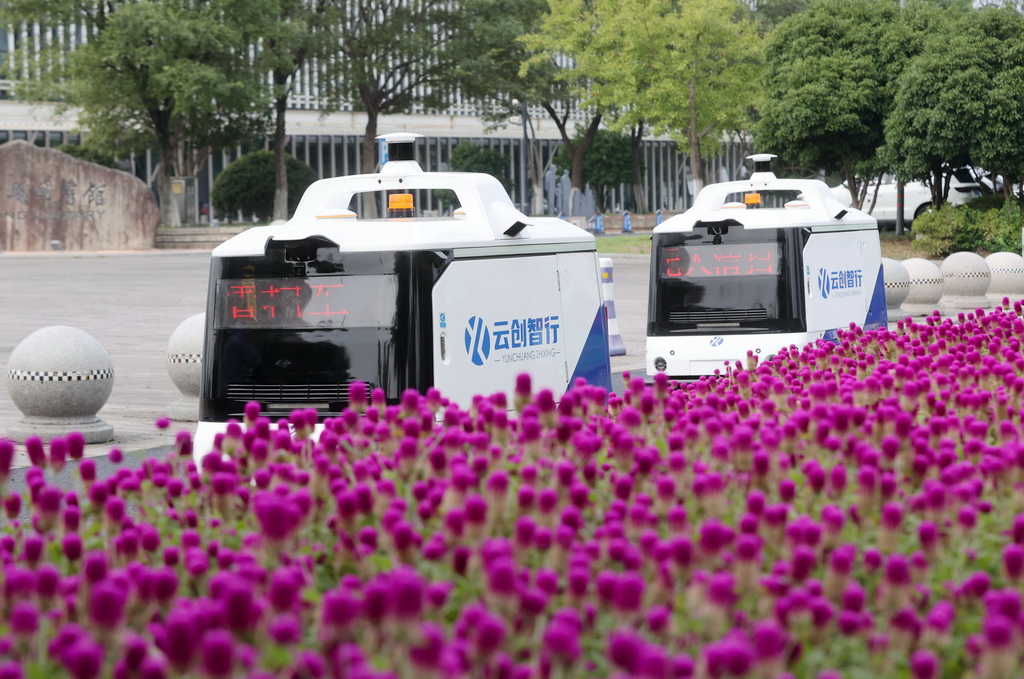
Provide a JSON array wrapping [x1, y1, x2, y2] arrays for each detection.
[[710, 336, 724, 347], [464, 315, 561, 366], [818, 267, 864, 299], [464, 316, 491, 366]]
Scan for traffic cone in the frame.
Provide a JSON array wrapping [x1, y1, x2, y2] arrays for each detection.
[[599, 257, 627, 356]]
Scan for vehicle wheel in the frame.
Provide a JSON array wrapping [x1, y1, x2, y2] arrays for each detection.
[[913, 203, 933, 220]]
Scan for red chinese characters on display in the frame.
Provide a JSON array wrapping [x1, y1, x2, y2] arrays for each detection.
[[224, 278, 349, 324], [659, 243, 780, 280]]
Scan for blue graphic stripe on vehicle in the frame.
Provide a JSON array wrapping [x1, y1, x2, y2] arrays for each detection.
[[864, 264, 889, 328], [568, 308, 613, 392]]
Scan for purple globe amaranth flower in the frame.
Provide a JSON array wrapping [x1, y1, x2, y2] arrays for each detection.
[[161, 609, 198, 671], [321, 588, 362, 632], [910, 649, 939, 679], [751, 619, 787, 661], [614, 571, 645, 613], [61, 638, 105, 679], [4, 493, 21, 520], [703, 635, 755, 678], [885, 554, 912, 587], [89, 580, 126, 631], [486, 558, 518, 597], [268, 614, 303, 645], [267, 568, 301, 613], [474, 612, 506, 658], [390, 567, 425, 620], [542, 619, 580, 666], [199, 629, 235, 679], [25, 435, 46, 468], [10, 600, 39, 636], [253, 491, 300, 542], [607, 630, 645, 674]]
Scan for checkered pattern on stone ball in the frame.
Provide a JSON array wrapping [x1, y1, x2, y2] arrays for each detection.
[[7, 369, 114, 382]]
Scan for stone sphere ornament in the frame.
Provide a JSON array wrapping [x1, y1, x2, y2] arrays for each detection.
[[900, 258, 944, 318], [6, 325, 114, 443], [939, 251, 991, 311], [985, 251, 1024, 307], [166, 313, 205, 421], [882, 258, 911, 317]]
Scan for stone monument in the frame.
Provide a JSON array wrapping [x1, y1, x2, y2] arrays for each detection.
[[0, 140, 159, 252]]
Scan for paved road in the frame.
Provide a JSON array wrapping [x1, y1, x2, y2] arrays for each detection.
[[0, 249, 652, 468]]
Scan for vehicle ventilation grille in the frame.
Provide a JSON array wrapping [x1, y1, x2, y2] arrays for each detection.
[[669, 309, 770, 323], [226, 384, 352, 406]]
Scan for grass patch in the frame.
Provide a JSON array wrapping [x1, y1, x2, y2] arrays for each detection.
[[594, 234, 653, 255]]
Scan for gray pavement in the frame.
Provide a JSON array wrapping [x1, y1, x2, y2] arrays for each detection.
[[0, 249, 651, 469]]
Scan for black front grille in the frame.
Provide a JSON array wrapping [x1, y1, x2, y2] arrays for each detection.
[[226, 383, 351, 408], [668, 308, 769, 324]]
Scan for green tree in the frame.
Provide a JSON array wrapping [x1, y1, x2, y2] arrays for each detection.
[[554, 129, 632, 212], [880, 7, 986, 208], [970, 6, 1024, 200], [748, 0, 810, 31], [256, 0, 337, 222], [589, 0, 762, 194], [518, 0, 606, 215], [448, 142, 514, 194], [2, 0, 274, 227], [754, 0, 903, 211], [211, 150, 318, 222], [324, 0, 533, 217]]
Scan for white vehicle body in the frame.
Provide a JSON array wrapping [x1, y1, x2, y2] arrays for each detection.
[[646, 155, 888, 379], [194, 133, 611, 462]]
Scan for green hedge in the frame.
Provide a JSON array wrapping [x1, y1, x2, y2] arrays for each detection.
[[910, 200, 1024, 258], [211, 150, 318, 222]]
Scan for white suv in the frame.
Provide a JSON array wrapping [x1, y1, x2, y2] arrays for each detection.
[[830, 168, 989, 226]]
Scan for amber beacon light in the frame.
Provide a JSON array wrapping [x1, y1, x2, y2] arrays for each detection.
[[388, 193, 415, 218]]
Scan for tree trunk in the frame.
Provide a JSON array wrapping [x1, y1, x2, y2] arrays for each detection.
[[542, 103, 601, 216], [688, 78, 705, 195], [272, 88, 290, 222], [630, 124, 648, 213], [361, 110, 380, 218], [528, 125, 545, 215], [157, 137, 181, 227], [689, 143, 704, 197]]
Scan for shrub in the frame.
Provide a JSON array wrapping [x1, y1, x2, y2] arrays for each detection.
[[211, 150, 318, 222], [911, 202, 1023, 257], [55, 144, 121, 170]]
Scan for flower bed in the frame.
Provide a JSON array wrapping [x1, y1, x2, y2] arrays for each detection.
[[3, 303, 1024, 678]]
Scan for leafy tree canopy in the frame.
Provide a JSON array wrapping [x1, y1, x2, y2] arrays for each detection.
[[2, 0, 277, 226], [754, 0, 903, 207], [880, 8, 993, 205]]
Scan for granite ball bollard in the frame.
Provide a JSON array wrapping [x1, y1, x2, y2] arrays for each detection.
[[5, 325, 114, 443], [882, 257, 911, 315], [985, 251, 1024, 307], [900, 258, 945, 317], [939, 251, 992, 311], [166, 313, 205, 421]]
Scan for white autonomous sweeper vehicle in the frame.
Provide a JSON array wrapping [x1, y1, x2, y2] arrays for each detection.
[[646, 154, 888, 380], [193, 133, 612, 460]]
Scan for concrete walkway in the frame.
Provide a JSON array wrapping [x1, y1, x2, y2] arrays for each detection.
[[0, 250, 212, 468]]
